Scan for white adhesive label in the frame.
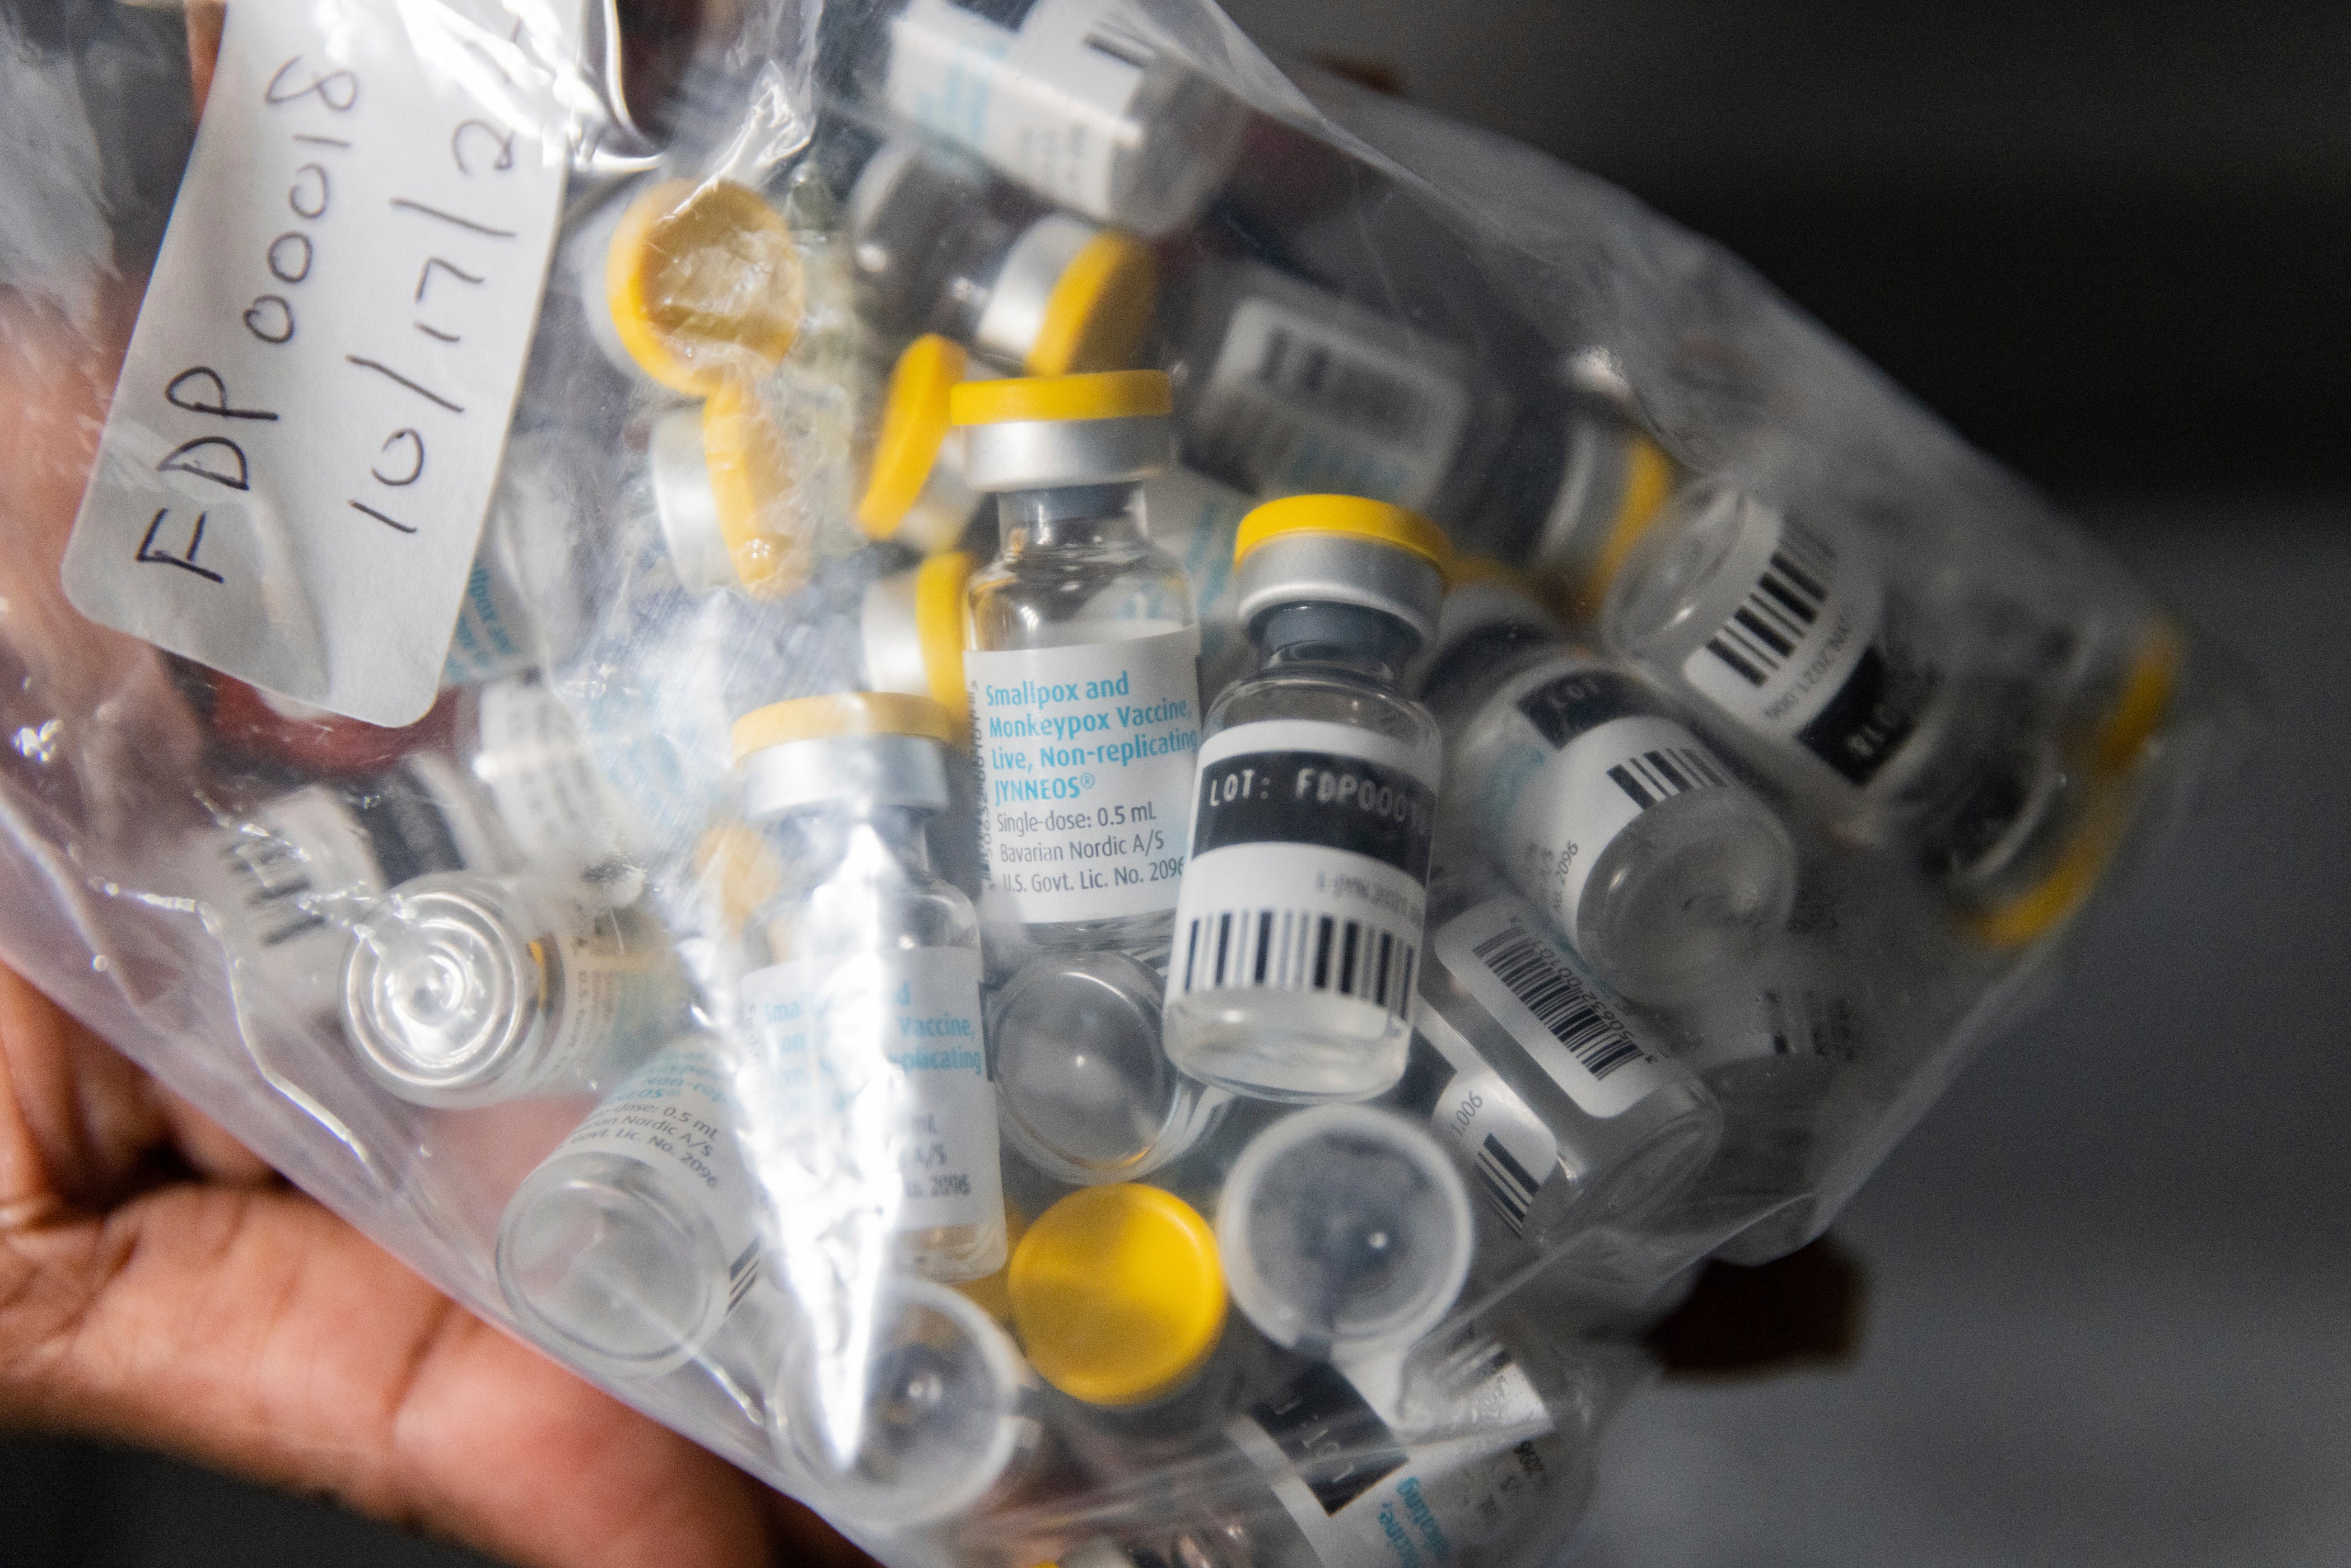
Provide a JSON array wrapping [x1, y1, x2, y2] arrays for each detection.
[[968, 624, 1201, 925], [535, 899, 679, 1089], [1229, 1355, 1559, 1568], [545, 1042, 763, 1314], [740, 949, 1003, 1235], [1192, 295, 1473, 512], [470, 676, 642, 899], [885, 0, 1153, 222], [1459, 658, 1739, 950], [1432, 897, 1678, 1119], [62, 0, 570, 727], [1169, 720, 1436, 1018], [1412, 1004, 1560, 1239], [1674, 508, 1940, 792]]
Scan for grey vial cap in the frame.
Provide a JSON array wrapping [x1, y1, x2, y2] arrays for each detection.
[[1233, 531, 1447, 651], [960, 413, 1172, 493]]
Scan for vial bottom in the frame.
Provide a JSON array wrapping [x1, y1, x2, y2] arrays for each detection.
[[496, 1151, 727, 1381], [1560, 1105, 1721, 1236], [1574, 788, 1796, 1006], [1016, 909, 1177, 971], [1163, 988, 1409, 1104]]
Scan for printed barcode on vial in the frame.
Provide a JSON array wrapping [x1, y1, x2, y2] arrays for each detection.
[[1179, 908, 1416, 1018], [1470, 924, 1650, 1080], [1704, 521, 1835, 687], [725, 1240, 761, 1315], [1608, 746, 1729, 810], [222, 837, 330, 948], [1253, 325, 1433, 444], [1476, 1134, 1543, 1235]]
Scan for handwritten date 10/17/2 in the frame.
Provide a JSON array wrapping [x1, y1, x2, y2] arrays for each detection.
[[133, 48, 537, 586]]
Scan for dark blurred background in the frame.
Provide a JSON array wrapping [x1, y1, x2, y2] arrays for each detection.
[[7, 1, 2347, 1564]]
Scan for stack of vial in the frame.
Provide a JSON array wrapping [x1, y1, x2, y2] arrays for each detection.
[[138, 3, 2215, 1565]]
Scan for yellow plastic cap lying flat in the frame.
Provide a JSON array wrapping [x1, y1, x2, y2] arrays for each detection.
[[608, 178, 803, 398], [860, 335, 971, 539], [701, 383, 806, 599], [1008, 1184, 1226, 1407], [950, 370, 1173, 429], [731, 692, 963, 764], [1028, 231, 1159, 376], [1234, 494, 1457, 582]]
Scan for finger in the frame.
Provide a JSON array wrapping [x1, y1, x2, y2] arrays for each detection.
[[152, 1086, 277, 1187], [0, 966, 174, 1219], [1, 1181, 786, 1568]]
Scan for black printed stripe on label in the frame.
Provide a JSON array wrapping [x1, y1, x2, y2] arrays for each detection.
[[1177, 903, 1418, 1019], [1393, 1030, 1454, 1119], [1793, 640, 1936, 786], [1608, 745, 1730, 810], [1189, 747, 1436, 880], [218, 831, 332, 948], [1251, 323, 1434, 444], [1246, 1361, 1406, 1516], [1702, 521, 1835, 688], [943, 0, 1039, 30], [1513, 667, 1663, 748], [1477, 1133, 1542, 1235], [1463, 920, 1652, 1081], [340, 760, 469, 890]]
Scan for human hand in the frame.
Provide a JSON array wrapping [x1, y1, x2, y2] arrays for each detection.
[[0, 962, 866, 1568]]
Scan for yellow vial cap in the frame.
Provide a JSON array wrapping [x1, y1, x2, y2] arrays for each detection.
[[1234, 494, 1457, 583], [950, 370, 1173, 428], [860, 335, 971, 540], [607, 178, 803, 398], [915, 550, 976, 721], [1573, 432, 1680, 613], [1009, 1184, 1226, 1407], [730, 691, 963, 764], [1027, 231, 1159, 377], [701, 382, 808, 599]]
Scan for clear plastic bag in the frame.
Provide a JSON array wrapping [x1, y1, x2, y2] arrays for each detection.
[[0, 2, 2256, 1565]]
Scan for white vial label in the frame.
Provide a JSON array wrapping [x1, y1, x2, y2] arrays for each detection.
[[1141, 465, 1253, 673], [967, 624, 1201, 925], [441, 550, 536, 687], [1169, 721, 1435, 1018], [60, 0, 569, 727], [1676, 512, 1935, 788], [542, 1042, 764, 1316], [741, 948, 1003, 1235], [471, 676, 641, 898], [1431, 897, 1678, 1119], [1467, 660, 1739, 949], [884, 0, 1153, 222], [1192, 295, 1473, 512], [537, 899, 678, 1085], [1228, 1359, 1559, 1568], [1411, 1005, 1560, 1239]]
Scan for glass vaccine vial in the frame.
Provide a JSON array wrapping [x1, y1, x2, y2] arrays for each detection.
[[340, 871, 687, 1108], [181, 752, 512, 1023], [1177, 260, 1484, 517], [1216, 1104, 1475, 1362], [860, 335, 1260, 684], [955, 371, 1205, 963], [772, 1276, 1044, 1530], [497, 1037, 766, 1382], [1400, 881, 1721, 1249], [568, 175, 804, 398], [643, 379, 822, 600], [847, 141, 1160, 376], [453, 672, 647, 907], [732, 692, 1007, 1283], [1596, 481, 2069, 911], [1163, 496, 1452, 1104], [988, 950, 1229, 1185], [860, 0, 1247, 236], [1423, 568, 1798, 1004]]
